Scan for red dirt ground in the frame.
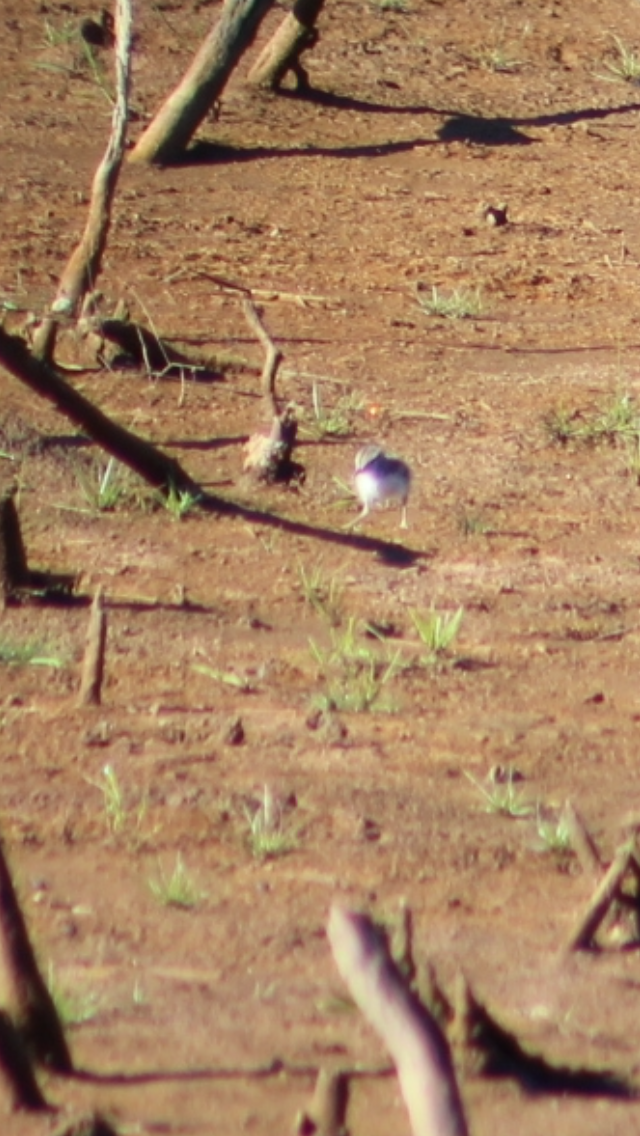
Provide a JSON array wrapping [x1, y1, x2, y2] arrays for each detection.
[[4, 0, 640, 1132]]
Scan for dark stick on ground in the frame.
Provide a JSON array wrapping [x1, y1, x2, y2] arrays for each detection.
[[294, 1067, 350, 1136], [0, 328, 198, 497], [77, 587, 107, 708], [247, 0, 324, 92], [564, 842, 639, 952], [0, 1011, 50, 1112], [563, 801, 603, 877], [0, 490, 29, 606], [0, 835, 72, 1072]]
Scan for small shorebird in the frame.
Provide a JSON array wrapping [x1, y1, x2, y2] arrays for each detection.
[[350, 444, 412, 529]]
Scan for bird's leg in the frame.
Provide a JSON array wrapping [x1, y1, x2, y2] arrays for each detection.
[[400, 503, 408, 530], [344, 503, 370, 532]]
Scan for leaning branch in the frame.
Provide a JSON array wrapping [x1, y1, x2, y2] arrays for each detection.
[[327, 904, 469, 1136], [33, 0, 133, 361], [129, 0, 275, 165], [242, 297, 282, 419], [247, 0, 324, 91], [0, 329, 197, 495]]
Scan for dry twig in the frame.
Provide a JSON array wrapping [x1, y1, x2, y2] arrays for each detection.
[[77, 587, 107, 707], [327, 904, 468, 1136], [33, 0, 133, 361]]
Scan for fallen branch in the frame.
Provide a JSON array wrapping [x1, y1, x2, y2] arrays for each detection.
[[33, 0, 133, 362], [565, 840, 640, 952], [327, 904, 469, 1136], [0, 328, 197, 496]]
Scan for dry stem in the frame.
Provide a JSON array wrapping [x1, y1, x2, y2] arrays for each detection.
[[32, 0, 133, 361], [327, 904, 468, 1136], [77, 587, 107, 707], [0, 837, 71, 1071]]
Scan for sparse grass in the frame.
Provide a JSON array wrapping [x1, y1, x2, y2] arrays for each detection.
[[148, 854, 205, 908], [458, 510, 490, 536], [478, 45, 523, 73], [465, 768, 535, 818], [73, 456, 128, 513], [371, 0, 410, 10], [245, 785, 297, 860], [416, 285, 485, 320], [600, 36, 640, 84], [38, 18, 113, 101], [544, 394, 640, 448], [47, 963, 100, 1026], [41, 17, 78, 47], [331, 474, 358, 514], [86, 764, 148, 836], [536, 807, 573, 853], [411, 606, 464, 665], [298, 562, 343, 626], [192, 663, 255, 692], [132, 978, 147, 1007], [162, 483, 201, 520], [302, 383, 365, 440], [0, 639, 64, 668], [309, 617, 405, 713]]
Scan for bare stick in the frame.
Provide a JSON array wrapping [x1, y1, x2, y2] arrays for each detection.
[[565, 845, 634, 952], [295, 1067, 349, 1136], [242, 298, 282, 419], [247, 0, 324, 91], [0, 491, 28, 607], [0, 328, 197, 495], [563, 801, 602, 877], [77, 587, 107, 707], [33, 0, 133, 362], [129, 0, 274, 165], [327, 905, 469, 1136], [0, 1012, 49, 1112], [0, 837, 71, 1072]]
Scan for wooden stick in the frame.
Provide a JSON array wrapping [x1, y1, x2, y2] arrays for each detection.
[[0, 1013, 49, 1111], [77, 587, 107, 707], [242, 298, 282, 419], [565, 845, 634, 952], [327, 905, 468, 1136], [0, 491, 28, 607], [0, 837, 71, 1071], [247, 0, 324, 91], [0, 328, 197, 494], [295, 1067, 349, 1136], [33, 0, 133, 362], [563, 801, 602, 877]]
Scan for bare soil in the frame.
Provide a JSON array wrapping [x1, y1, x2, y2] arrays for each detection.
[[4, 0, 640, 1131]]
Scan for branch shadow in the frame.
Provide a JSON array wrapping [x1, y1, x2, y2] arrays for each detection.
[[197, 490, 429, 567], [167, 92, 640, 165], [68, 1059, 314, 1086]]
